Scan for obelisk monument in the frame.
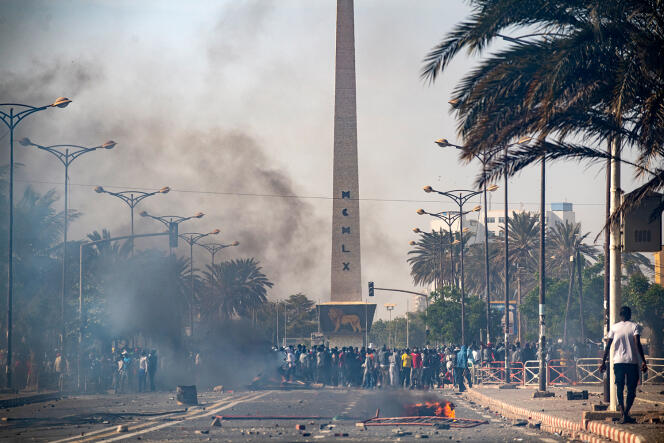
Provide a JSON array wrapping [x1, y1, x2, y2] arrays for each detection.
[[320, 0, 374, 348], [331, 0, 362, 302]]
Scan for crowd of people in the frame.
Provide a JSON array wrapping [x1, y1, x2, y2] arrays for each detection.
[[276, 340, 602, 391], [0, 347, 159, 393]]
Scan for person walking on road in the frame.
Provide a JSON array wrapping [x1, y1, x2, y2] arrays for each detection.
[[600, 306, 648, 424], [455, 345, 468, 392]]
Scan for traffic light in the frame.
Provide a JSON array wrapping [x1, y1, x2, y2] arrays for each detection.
[[368, 281, 374, 297], [169, 222, 179, 248]]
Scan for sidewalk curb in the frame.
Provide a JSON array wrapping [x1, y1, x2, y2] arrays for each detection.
[[0, 392, 62, 409], [465, 388, 649, 443]]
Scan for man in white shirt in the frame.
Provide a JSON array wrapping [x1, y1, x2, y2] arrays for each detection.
[[600, 306, 648, 424]]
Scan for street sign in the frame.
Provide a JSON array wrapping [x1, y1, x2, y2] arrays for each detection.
[[623, 193, 662, 252]]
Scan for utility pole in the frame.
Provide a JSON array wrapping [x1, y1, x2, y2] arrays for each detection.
[[609, 136, 622, 412], [406, 298, 409, 349]]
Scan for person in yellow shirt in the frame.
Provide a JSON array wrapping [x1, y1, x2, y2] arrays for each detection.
[[401, 349, 412, 388]]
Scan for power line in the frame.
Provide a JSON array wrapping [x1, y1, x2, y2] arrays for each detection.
[[14, 178, 605, 206]]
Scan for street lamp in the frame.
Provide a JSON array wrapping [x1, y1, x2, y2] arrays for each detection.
[[140, 210, 205, 254], [19, 137, 116, 355], [384, 303, 396, 348], [1, 97, 71, 389], [435, 138, 500, 344], [94, 186, 170, 252], [417, 201, 484, 345], [179, 230, 220, 336], [435, 136, 529, 381], [198, 241, 239, 265]]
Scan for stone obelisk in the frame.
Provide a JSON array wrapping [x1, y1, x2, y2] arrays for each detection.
[[331, 0, 361, 302]]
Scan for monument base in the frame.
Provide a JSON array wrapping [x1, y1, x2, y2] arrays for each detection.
[[326, 334, 365, 349], [317, 302, 376, 349]]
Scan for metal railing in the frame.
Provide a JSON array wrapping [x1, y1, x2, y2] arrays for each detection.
[[643, 357, 664, 385], [509, 361, 525, 385], [474, 362, 506, 384], [575, 358, 603, 384], [473, 356, 663, 387], [524, 360, 540, 385], [547, 359, 575, 385]]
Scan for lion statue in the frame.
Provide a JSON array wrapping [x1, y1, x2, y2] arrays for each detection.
[[328, 308, 362, 333]]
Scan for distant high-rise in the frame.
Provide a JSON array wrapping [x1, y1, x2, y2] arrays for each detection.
[[331, 0, 361, 302]]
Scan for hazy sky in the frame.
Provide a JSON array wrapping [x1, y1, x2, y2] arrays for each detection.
[[0, 0, 646, 320]]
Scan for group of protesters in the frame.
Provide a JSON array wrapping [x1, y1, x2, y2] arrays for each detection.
[[278, 343, 474, 391], [276, 339, 602, 391], [0, 347, 158, 393]]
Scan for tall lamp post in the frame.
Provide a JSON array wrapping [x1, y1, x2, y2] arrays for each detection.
[[434, 137, 530, 381], [94, 186, 171, 252], [1, 97, 71, 388], [417, 201, 487, 345], [140, 211, 205, 255], [179, 230, 220, 336], [384, 303, 395, 348], [198, 241, 239, 265], [435, 138, 499, 343], [18, 138, 116, 354]]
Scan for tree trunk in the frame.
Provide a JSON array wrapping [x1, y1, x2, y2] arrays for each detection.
[[577, 253, 585, 342], [563, 262, 576, 344], [517, 271, 522, 344]]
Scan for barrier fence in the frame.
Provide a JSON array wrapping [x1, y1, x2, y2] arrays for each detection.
[[524, 360, 540, 385], [643, 357, 664, 385], [473, 357, 661, 386], [575, 358, 603, 384]]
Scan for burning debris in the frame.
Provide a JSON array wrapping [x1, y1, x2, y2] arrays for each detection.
[[404, 401, 455, 418], [356, 397, 486, 429]]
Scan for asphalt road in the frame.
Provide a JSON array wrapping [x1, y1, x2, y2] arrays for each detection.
[[1, 388, 565, 442]]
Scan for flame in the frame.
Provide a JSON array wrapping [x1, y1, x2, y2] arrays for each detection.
[[404, 401, 455, 418], [443, 401, 455, 418]]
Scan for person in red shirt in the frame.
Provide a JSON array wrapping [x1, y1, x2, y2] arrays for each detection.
[[410, 349, 422, 389]]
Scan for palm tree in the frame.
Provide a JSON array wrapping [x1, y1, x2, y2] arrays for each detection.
[[200, 258, 273, 322], [10, 186, 77, 363], [494, 211, 539, 340], [622, 252, 652, 277], [407, 229, 453, 290], [408, 229, 474, 292], [548, 221, 597, 343], [422, 1, 663, 219], [81, 232, 191, 348]]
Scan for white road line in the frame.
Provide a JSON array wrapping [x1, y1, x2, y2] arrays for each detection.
[[96, 392, 269, 443], [49, 392, 256, 443], [539, 438, 558, 443]]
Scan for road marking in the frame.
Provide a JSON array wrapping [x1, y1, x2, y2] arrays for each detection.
[[539, 438, 558, 443], [96, 392, 269, 442], [49, 392, 259, 443]]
